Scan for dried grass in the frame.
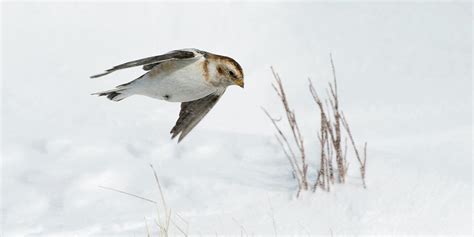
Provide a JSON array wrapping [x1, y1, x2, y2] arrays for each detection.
[[265, 54, 368, 196], [263, 67, 309, 197], [98, 164, 189, 236]]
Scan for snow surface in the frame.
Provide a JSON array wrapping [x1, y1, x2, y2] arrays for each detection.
[[1, 2, 472, 236]]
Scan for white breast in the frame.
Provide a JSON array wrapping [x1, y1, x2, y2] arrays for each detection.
[[131, 57, 216, 102]]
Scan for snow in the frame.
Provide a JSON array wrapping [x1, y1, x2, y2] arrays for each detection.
[[1, 1, 472, 236]]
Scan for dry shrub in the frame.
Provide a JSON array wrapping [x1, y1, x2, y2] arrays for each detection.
[[264, 55, 368, 196], [263, 68, 309, 197]]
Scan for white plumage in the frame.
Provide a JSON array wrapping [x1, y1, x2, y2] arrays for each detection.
[[91, 48, 244, 142], [135, 58, 216, 102]]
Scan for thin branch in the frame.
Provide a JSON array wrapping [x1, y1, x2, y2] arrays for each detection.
[[330, 53, 338, 98], [264, 67, 309, 194], [340, 112, 367, 189], [271, 68, 307, 165], [262, 107, 303, 178]]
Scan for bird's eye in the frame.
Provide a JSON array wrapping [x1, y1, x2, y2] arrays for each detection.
[[229, 70, 236, 78]]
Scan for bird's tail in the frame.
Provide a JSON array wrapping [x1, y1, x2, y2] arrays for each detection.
[[92, 83, 133, 102]]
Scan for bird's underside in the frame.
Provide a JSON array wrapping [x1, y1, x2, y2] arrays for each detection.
[[91, 49, 225, 142]]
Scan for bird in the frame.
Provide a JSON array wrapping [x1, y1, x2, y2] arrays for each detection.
[[91, 48, 244, 142]]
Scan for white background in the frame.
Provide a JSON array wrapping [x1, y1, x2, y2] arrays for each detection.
[[2, 2, 472, 236]]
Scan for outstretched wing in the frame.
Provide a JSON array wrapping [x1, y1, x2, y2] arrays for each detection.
[[170, 89, 225, 142], [90, 49, 199, 78]]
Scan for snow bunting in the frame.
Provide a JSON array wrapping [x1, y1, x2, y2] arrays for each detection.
[[91, 48, 244, 142]]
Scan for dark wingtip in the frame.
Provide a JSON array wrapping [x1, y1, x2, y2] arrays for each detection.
[[105, 92, 120, 100], [92, 91, 123, 102], [170, 128, 178, 137], [170, 129, 183, 143], [90, 71, 111, 79], [170, 133, 179, 140]]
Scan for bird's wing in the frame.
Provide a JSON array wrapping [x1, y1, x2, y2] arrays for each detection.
[[90, 49, 199, 78], [142, 62, 162, 71], [170, 89, 226, 142]]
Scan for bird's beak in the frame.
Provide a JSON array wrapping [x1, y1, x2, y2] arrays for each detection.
[[235, 79, 244, 88]]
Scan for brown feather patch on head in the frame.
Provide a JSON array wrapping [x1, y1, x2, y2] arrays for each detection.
[[201, 58, 209, 81], [217, 66, 224, 75], [207, 53, 243, 79]]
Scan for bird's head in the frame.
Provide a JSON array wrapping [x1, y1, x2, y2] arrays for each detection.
[[213, 56, 244, 88]]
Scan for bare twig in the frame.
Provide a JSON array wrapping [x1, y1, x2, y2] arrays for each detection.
[[343, 137, 348, 177], [263, 108, 302, 178], [268, 55, 368, 196], [327, 54, 345, 183], [309, 79, 334, 191], [263, 67, 309, 196], [263, 109, 303, 194], [271, 68, 308, 191], [341, 112, 367, 188]]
